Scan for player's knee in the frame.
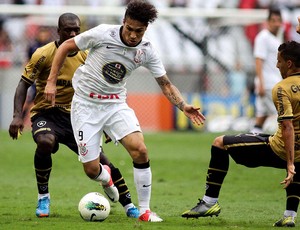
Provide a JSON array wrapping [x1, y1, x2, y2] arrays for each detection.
[[212, 135, 225, 149], [36, 134, 56, 153], [131, 144, 148, 163]]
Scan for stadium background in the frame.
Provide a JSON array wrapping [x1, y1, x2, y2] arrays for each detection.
[[0, 0, 300, 133]]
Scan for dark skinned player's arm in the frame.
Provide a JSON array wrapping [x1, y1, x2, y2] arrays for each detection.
[[9, 79, 31, 138]]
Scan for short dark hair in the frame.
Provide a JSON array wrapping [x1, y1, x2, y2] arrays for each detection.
[[278, 41, 300, 67], [58, 13, 80, 28], [124, 0, 158, 26], [267, 8, 281, 21]]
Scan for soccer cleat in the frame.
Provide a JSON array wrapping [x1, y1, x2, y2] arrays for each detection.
[[139, 210, 163, 222], [36, 196, 50, 217], [126, 206, 140, 218], [102, 165, 119, 203], [181, 199, 221, 218], [273, 216, 296, 227]]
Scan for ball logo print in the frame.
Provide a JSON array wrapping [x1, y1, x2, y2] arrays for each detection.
[[78, 192, 110, 221]]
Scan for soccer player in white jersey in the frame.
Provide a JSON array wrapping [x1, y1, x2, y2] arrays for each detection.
[[251, 8, 283, 133], [45, 0, 205, 222]]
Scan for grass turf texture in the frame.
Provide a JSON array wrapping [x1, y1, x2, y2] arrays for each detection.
[[0, 130, 287, 229]]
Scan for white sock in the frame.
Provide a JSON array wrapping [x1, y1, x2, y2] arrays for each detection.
[[284, 210, 297, 217], [203, 195, 218, 204], [38, 193, 50, 200], [134, 167, 152, 214], [124, 203, 135, 213], [93, 164, 110, 185]]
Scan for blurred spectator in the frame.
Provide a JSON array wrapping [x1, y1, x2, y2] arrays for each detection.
[[228, 61, 247, 97], [251, 8, 283, 133], [239, 0, 260, 47], [0, 20, 12, 68], [37, 0, 65, 5], [0, 21, 12, 52], [27, 26, 50, 60], [169, 0, 189, 7]]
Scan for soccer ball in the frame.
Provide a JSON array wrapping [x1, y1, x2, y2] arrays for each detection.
[[78, 192, 110, 221]]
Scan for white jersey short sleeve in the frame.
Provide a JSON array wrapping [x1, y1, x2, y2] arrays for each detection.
[[73, 24, 166, 103], [253, 29, 282, 90]]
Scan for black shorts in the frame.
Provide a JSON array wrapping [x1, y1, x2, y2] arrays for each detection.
[[223, 133, 286, 168], [31, 108, 78, 154]]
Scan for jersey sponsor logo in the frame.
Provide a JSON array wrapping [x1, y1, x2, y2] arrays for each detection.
[[277, 87, 284, 116], [291, 84, 300, 93], [89, 93, 120, 100], [31, 56, 46, 79], [79, 143, 88, 156], [54, 104, 71, 110], [102, 62, 126, 84], [37, 120, 47, 127], [56, 79, 72, 87]]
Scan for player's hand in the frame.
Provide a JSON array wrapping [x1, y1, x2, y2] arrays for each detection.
[[44, 82, 57, 106], [280, 164, 295, 189], [9, 117, 24, 140], [183, 104, 205, 126], [296, 16, 300, 34]]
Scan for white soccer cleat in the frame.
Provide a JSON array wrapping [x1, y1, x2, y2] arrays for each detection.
[[139, 210, 163, 222], [102, 165, 119, 203]]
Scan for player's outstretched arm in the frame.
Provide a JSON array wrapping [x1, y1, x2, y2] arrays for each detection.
[[156, 75, 205, 126], [9, 79, 31, 139], [44, 38, 79, 106]]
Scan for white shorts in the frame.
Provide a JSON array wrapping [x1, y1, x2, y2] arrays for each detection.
[[255, 90, 277, 117], [71, 94, 142, 163]]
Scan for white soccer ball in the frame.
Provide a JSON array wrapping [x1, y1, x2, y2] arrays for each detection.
[[78, 192, 110, 222]]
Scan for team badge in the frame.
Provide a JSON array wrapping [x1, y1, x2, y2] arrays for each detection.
[[37, 120, 46, 127], [134, 49, 144, 63], [110, 30, 117, 37], [79, 143, 88, 156]]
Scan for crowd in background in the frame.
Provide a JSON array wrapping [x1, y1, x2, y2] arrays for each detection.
[[0, 0, 300, 94]]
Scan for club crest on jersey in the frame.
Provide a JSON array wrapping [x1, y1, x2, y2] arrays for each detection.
[[134, 49, 144, 64], [109, 30, 117, 37], [79, 143, 88, 156], [37, 121, 47, 127]]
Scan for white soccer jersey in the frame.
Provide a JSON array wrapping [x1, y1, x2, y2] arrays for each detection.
[[253, 29, 282, 90], [73, 24, 166, 103]]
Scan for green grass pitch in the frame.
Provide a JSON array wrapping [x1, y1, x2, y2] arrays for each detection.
[[0, 130, 287, 229]]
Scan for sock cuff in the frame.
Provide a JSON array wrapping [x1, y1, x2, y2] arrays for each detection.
[[133, 161, 150, 169]]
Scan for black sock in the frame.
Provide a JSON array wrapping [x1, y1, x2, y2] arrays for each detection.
[[205, 146, 229, 198], [286, 182, 300, 212], [34, 151, 52, 194], [110, 166, 132, 207]]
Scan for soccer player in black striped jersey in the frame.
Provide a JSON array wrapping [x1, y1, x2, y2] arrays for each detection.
[[9, 13, 138, 218], [182, 39, 300, 227]]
